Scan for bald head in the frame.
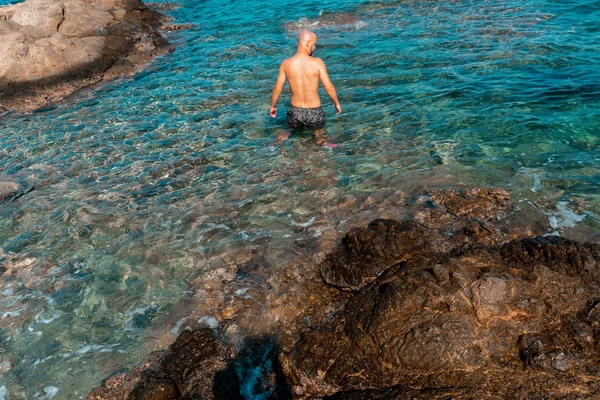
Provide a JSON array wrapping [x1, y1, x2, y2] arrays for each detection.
[[297, 30, 317, 56], [298, 29, 316, 44]]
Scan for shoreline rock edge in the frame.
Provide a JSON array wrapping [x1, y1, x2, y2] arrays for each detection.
[[87, 187, 600, 399]]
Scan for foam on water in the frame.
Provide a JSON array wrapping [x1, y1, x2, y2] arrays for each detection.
[[0, 0, 599, 397], [547, 201, 588, 230], [198, 316, 220, 329], [170, 316, 189, 335]]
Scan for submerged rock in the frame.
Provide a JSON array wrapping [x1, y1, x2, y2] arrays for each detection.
[[285, 12, 365, 32], [0, 181, 20, 202], [89, 187, 600, 399], [0, 0, 173, 112], [0, 181, 34, 203]]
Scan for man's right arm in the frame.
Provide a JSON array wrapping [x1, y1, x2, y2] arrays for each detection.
[[317, 59, 341, 114], [270, 63, 287, 118]]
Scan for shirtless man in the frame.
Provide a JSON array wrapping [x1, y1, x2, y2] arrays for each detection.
[[270, 30, 341, 143]]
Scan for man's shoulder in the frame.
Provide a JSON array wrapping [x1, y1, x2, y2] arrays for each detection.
[[279, 58, 291, 73], [281, 57, 297, 67]]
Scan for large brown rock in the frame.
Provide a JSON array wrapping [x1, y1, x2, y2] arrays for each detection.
[[319, 187, 514, 292], [0, 0, 172, 112], [285, 236, 600, 399], [11, 0, 64, 31]]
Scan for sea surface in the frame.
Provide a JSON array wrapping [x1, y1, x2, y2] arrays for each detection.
[[1, 0, 599, 398]]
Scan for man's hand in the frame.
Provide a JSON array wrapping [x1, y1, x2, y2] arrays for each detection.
[[270, 106, 277, 118], [335, 103, 342, 114]]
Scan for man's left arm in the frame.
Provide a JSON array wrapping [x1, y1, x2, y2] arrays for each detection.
[[270, 64, 286, 117], [317, 59, 341, 114]]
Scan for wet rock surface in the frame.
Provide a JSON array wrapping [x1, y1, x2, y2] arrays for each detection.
[[0, 0, 173, 113], [88, 328, 235, 400], [88, 328, 291, 400], [89, 187, 600, 399]]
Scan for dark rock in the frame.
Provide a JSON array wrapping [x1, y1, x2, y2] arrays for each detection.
[[285, 233, 600, 398], [325, 385, 502, 399], [88, 330, 293, 399], [87, 328, 236, 400], [319, 219, 450, 291], [500, 236, 600, 282], [320, 188, 522, 292], [518, 335, 570, 372]]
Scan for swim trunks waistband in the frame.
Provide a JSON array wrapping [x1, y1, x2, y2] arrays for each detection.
[[286, 106, 326, 130]]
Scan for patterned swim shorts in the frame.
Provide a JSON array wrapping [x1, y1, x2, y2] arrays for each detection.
[[286, 106, 326, 130]]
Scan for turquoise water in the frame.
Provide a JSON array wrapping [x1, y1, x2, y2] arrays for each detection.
[[1, 0, 599, 398]]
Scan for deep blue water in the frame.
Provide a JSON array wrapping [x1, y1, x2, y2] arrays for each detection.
[[1, 0, 599, 398]]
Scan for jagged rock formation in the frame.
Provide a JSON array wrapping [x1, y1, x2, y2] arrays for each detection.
[[0, 0, 172, 112], [88, 187, 600, 399], [286, 234, 600, 398]]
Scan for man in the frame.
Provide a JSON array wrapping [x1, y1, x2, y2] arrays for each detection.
[[270, 30, 341, 144]]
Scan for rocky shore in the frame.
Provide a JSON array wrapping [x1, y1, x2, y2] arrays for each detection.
[[88, 187, 600, 399], [0, 0, 173, 113]]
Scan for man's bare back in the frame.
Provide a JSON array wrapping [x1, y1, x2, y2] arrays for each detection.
[[282, 55, 323, 109], [270, 30, 341, 139]]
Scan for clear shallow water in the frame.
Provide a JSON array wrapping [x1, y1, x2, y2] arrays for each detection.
[[1, 0, 599, 398]]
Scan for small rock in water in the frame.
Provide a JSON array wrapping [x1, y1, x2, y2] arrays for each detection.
[[285, 12, 364, 31], [0, 181, 19, 201], [162, 23, 195, 31], [39, 386, 59, 400]]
